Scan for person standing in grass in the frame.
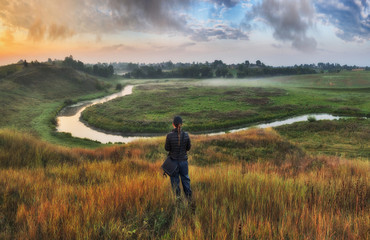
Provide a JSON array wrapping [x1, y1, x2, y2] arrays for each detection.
[[165, 116, 192, 200]]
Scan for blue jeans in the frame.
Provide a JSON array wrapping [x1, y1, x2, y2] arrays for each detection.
[[170, 161, 192, 199]]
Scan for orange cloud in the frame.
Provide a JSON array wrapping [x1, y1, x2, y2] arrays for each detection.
[[27, 19, 46, 41], [0, 29, 15, 45], [26, 19, 74, 41], [48, 23, 74, 40]]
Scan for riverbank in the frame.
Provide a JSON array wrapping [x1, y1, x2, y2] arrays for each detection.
[[80, 79, 369, 135], [57, 85, 362, 144]]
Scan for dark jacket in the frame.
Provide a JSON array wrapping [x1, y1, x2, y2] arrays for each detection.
[[165, 128, 191, 161]]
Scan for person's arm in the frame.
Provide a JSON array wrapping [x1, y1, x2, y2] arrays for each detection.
[[165, 134, 171, 152], [186, 133, 191, 151]]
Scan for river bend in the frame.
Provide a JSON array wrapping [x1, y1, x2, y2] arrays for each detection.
[[57, 85, 342, 144]]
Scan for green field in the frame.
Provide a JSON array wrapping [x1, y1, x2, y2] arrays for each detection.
[[81, 71, 370, 134]]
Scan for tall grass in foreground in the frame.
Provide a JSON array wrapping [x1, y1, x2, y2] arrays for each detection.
[[0, 128, 369, 239], [0, 129, 125, 168]]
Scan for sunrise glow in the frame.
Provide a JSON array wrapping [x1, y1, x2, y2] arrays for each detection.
[[0, 0, 369, 66]]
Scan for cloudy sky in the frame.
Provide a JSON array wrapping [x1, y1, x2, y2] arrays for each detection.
[[0, 0, 369, 66]]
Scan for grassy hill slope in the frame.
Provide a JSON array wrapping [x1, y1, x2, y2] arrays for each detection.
[[0, 63, 110, 147], [0, 128, 368, 239], [5, 64, 100, 99]]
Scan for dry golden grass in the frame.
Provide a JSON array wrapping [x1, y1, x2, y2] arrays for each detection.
[[0, 128, 369, 239]]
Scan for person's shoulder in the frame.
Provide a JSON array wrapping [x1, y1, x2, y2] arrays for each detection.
[[166, 131, 176, 137]]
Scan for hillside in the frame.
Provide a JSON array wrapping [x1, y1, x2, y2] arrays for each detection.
[[0, 128, 368, 239], [0, 63, 110, 146], [3, 64, 101, 99]]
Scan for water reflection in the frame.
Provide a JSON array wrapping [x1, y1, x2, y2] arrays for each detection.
[[57, 85, 144, 144]]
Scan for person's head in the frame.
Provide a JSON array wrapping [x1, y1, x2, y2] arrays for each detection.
[[173, 116, 183, 145], [172, 116, 182, 128]]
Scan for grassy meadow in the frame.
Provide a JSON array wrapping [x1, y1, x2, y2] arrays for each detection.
[[81, 71, 370, 134], [0, 128, 369, 239], [0, 66, 369, 239], [276, 118, 370, 159]]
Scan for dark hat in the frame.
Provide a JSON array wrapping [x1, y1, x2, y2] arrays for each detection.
[[173, 116, 182, 126]]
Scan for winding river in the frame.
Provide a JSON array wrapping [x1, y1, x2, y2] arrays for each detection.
[[56, 85, 342, 144]]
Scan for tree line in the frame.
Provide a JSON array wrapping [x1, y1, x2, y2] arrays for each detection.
[[122, 60, 320, 79], [13, 57, 369, 79], [62, 56, 114, 78]]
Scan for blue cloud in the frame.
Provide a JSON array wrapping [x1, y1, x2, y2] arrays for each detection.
[[190, 24, 249, 41], [209, 0, 240, 8], [243, 0, 317, 52], [315, 0, 370, 41], [186, 0, 249, 41]]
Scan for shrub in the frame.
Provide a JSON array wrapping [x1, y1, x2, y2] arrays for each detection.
[[307, 116, 316, 122], [115, 83, 122, 91]]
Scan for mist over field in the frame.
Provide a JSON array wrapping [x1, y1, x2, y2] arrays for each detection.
[[196, 77, 281, 87]]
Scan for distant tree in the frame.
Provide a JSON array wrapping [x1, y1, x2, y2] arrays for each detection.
[[237, 64, 244, 72], [237, 71, 247, 78], [200, 65, 213, 78], [93, 64, 99, 75], [63, 55, 74, 67], [108, 65, 114, 76], [215, 66, 229, 77], [144, 66, 160, 78], [116, 83, 122, 90], [245, 60, 250, 68], [226, 72, 234, 78], [127, 62, 139, 71], [76, 61, 84, 71], [211, 60, 224, 69], [164, 61, 174, 69], [256, 60, 262, 67], [23, 60, 28, 67], [131, 68, 145, 78], [84, 66, 93, 74]]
